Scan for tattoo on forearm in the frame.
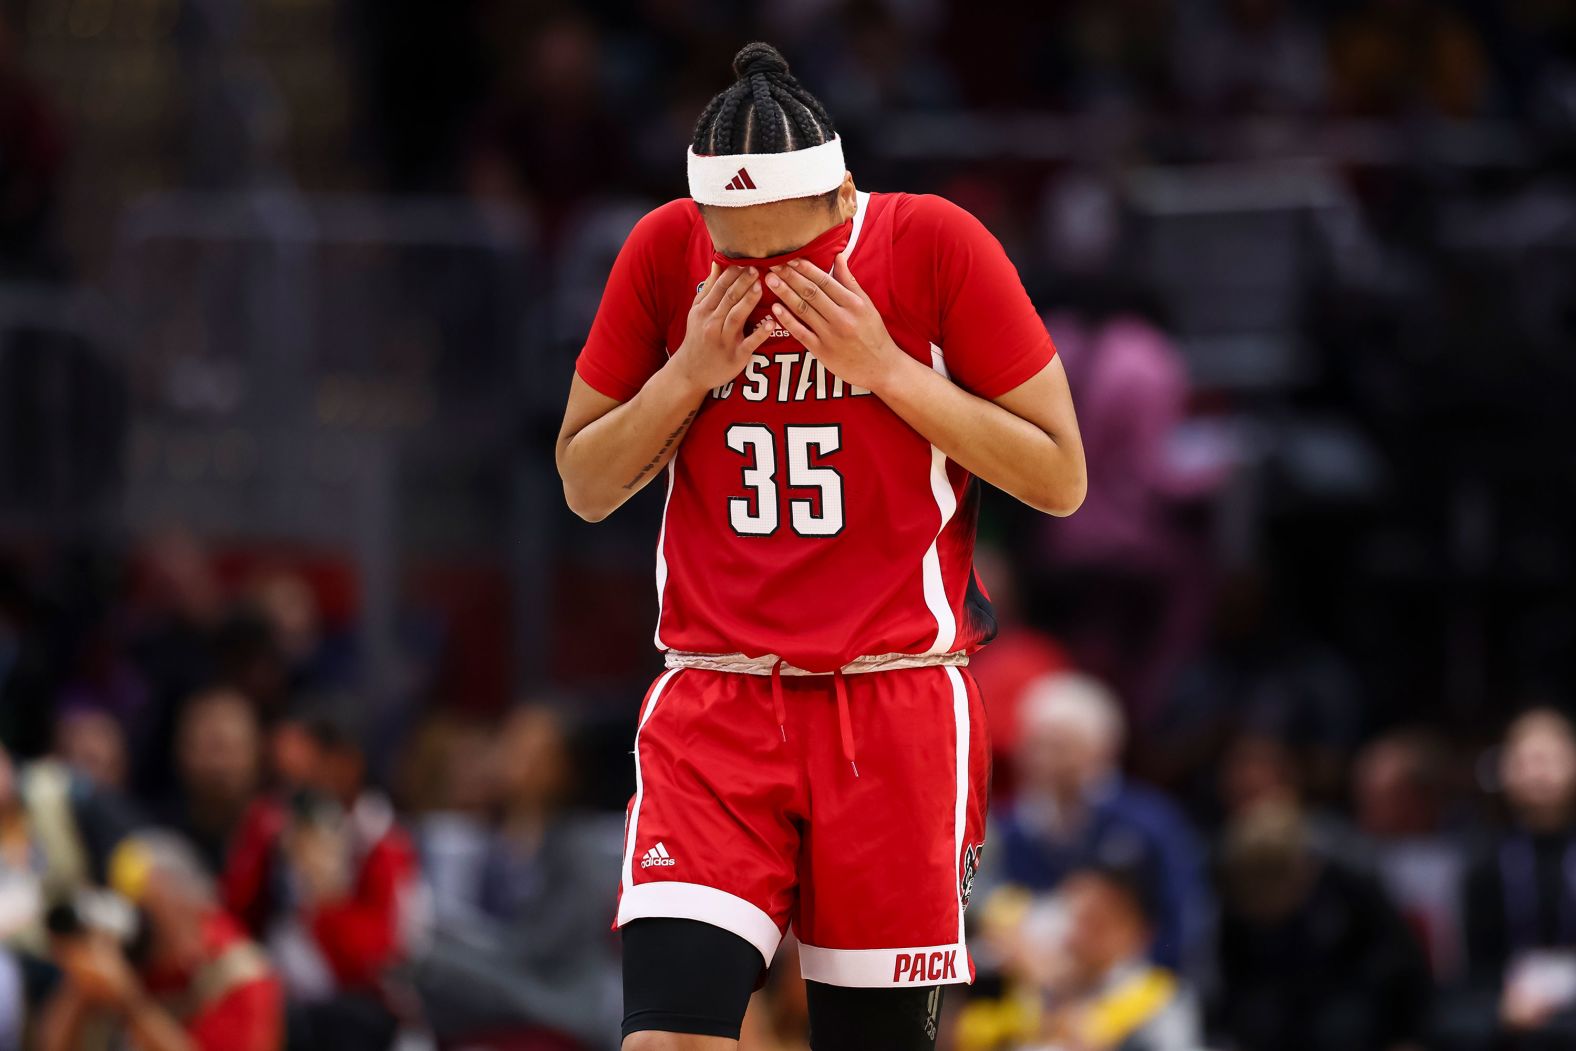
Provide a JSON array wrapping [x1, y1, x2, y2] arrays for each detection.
[[623, 410, 698, 490]]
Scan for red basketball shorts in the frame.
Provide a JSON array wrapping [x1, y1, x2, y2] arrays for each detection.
[[614, 662, 990, 988]]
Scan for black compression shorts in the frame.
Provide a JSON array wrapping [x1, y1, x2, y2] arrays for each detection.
[[621, 918, 944, 1049]]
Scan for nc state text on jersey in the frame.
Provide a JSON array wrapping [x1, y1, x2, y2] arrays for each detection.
[[709, 350, 875, 403]]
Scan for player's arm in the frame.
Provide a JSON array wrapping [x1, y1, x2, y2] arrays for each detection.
[[557, 264, 773, 522], [863, 348, 1083, 517], [767, 255, 1086, 516]]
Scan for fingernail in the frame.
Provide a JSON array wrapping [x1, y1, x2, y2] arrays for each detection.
[[772, 303, 784, 313], [788, 259, 801, 268], [766, 274, 781, 287]]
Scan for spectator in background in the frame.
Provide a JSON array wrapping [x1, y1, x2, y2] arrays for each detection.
[[249, 569, 357, 701], [1217, 731, 1360, 862], [0, 742, 141, 959], [51, 706, 129, 793], [223, 699, 420, 1051], [394, 712, 494, 911], [1353, 729, 1466, 982], [1462, 708, 1576, 1047], [156, 687, 263, 874], [1040, 317, 1229, 722], [53, 631, 148, 783], [210, 609, 291, 728], [37, 833, 282, 1051], [413, 704, 622, 1050], [127, 529, 227, 797], [1214, 802, 1431, 1051], [985, 673, 1209, 979], [962, 860, 1201, 1051], [967, 545, 1072, 798], [1046, 863, 1200, 1051]]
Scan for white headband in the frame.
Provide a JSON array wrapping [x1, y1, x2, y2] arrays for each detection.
[[687, 135, 846, 207]]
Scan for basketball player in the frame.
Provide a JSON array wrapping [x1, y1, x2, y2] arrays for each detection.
[[557, 42, 1086, 1051]]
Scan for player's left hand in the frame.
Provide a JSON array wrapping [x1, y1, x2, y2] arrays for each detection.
[[58, 935, 139, 1007], [766, 254, 908, 393]]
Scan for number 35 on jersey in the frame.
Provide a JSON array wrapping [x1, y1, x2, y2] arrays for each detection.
[[725, 423, 844, 538]]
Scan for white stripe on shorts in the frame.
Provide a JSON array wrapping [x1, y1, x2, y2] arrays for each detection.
[[946, 664, 969, 948], [622, 668, 678, 896]]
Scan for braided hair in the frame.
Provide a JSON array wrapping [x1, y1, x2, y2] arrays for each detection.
[[693, 42, 837, 156]]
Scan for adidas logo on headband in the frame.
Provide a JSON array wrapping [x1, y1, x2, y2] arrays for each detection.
[[688, 135, 845, 207]]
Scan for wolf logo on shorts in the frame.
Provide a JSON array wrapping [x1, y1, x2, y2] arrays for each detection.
[[960, 842, 984, 909]]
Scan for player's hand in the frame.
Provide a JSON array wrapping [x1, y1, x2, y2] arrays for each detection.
[[669, 262, 775, 393], [285, 822, 352, 904], [1501, 983, 1558, 1031], [58, 936, 139, 1008], [766, 253, 907, 393]]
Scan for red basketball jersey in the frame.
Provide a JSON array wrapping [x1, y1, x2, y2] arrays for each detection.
[[575, 191, 1056, 672]]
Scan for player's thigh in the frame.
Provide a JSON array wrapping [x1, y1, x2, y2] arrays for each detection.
[[617, 669, 800, 961], [797, 665, 989, 984], [804, 980, 945, 1051], [622, 918, 760, 1045]]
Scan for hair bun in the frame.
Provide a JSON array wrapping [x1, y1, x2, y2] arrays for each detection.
[[733, 41, 789, 79]]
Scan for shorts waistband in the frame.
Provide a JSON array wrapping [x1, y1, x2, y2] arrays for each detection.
[[662, 650, 969, 676]]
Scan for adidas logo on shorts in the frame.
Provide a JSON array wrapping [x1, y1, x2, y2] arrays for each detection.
[[640, 842, 677, 868]]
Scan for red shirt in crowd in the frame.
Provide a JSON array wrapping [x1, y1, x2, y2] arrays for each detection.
[[222, 793, 418, 990], [141, 910, 284, 1051]]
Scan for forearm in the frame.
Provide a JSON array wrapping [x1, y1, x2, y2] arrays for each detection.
[[872, 353, 1085, 515], [36, 986, 91, 1051], [122, 995, 198, 1051], [558, 364, 708, 521]]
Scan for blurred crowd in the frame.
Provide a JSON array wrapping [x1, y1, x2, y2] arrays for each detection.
[[4, 535, 633, 1051], [0, 531, 625, 1051], [7, 536, 1576, 1051], [3, 1, 1576, 1050]]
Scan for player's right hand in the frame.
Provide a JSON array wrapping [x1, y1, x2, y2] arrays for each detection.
[[669, 263, 774, 392]]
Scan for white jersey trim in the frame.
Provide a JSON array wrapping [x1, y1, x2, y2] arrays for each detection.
[[617, 881, 783, 966], [652, 459, 676, 650], [622, 668, 678, 898], [946, 664, 970, 948], [921, 344, 960, 653], [845, 190, 871, 258], [798, 941, 971, 988]]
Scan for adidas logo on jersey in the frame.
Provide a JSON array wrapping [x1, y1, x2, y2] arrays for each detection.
[[640, 842, 677, 868]]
